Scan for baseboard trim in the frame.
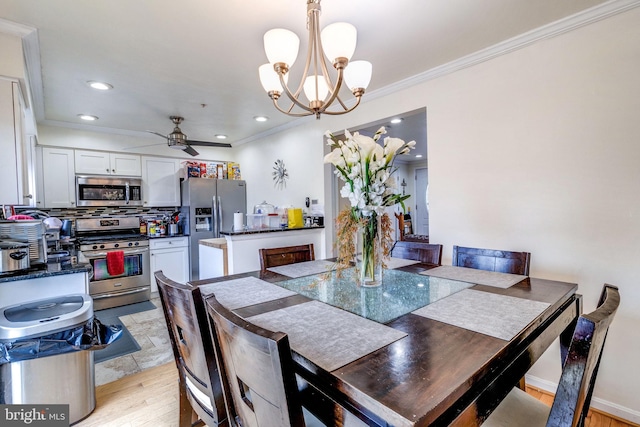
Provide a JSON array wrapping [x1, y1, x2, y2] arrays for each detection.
[[525, 374, 640, 425]]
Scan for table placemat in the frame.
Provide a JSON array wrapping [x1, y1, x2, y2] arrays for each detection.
[[267, 260, 336, 278], [385, 257, 421, 270], [420, 265, 526, 288], [247, 301, 407, 371], [412, 289, 550, 341], [199, 276, 297, 310]]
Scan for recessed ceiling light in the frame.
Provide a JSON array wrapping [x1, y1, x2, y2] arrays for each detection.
[[78, 114, 98, 121], [390, 118, 403, 124], [86, 81, 113, 91], [254, 116, 269, 122], [215, 134, 227, 140], [415, 154, 423, 158]]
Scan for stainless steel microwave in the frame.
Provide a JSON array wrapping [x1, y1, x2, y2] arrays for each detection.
[[76, 176, 143, 207]]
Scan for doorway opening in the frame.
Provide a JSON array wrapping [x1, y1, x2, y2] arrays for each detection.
[[325, 108, 428, 256]]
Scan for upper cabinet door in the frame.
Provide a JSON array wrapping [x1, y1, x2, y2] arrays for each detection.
[[110, 153, 141, 176], [141, 156, 180, 207], [74, 150, 110, 175], [0, 80, 24, 206], [42, 147, 76, 208], [74, 150, 141, 176]]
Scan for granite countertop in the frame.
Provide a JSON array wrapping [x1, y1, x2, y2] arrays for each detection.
[[0, 262, 93, 283], [146, 234, 187, 239], [221, 225, 324, 236]]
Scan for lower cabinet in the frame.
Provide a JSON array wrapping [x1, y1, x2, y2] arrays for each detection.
[[149, 237, 189, 293]]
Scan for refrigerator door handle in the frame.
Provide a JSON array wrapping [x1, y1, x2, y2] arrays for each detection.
[[218, 196, 222, 231], [212, 195, 218, 237]]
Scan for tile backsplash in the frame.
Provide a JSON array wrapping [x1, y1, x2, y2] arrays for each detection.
[[16, 206, 180, 219]]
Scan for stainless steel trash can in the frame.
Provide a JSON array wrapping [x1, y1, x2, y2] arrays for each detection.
[[0, 294, 96, 425]]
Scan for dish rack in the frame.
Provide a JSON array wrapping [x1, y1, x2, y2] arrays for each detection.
[[0, 220, 47, 263]]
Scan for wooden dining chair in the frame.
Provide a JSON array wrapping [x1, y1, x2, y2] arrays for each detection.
[[452, 245, 531, 276], [483, 284, 620, 427], [154, 271, 230, 427], [205, 294, 325, 427], [259, 243, 315, 271], [390, 241, 443, 265]]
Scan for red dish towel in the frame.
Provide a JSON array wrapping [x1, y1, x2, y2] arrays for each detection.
[[106, 251, 125, 276]]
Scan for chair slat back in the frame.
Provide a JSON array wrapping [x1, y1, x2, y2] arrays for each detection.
[[390, 241, 442, 265], [155, 271, 229, 427], [452, 245, 531, 275], [205, 294, 305, 427], [260, 244, 315, 271], [547, 284, 620, 427]]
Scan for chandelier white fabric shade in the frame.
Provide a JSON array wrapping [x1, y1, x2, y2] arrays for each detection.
[[257, 0, 372, 119]]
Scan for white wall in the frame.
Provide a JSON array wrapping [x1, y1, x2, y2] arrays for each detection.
[[230, 7, 640, 421], [0, 32, 23, 79]]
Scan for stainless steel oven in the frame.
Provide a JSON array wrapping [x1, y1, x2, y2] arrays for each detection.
[[76, 175, 143, 207], [76, 217, 150, 310]]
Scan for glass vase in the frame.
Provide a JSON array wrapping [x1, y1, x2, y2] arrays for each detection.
[[357, 211, 382, 287]]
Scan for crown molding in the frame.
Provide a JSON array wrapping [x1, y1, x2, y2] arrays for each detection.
[[365, 0, 640, 102], [7, 0, 640, 146], [0, 17, 35, 37]]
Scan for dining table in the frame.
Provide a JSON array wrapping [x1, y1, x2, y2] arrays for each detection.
[[191, 258, 581, 427]]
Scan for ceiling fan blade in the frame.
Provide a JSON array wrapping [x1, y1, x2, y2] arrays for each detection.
[[147, 130, 169, 139], [122, 142, 165, 150], [184, 145, 200, 156], [186, 139, 232, 148]]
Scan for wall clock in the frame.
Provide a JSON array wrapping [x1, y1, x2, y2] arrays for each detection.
[[272, 159, 289, 189]]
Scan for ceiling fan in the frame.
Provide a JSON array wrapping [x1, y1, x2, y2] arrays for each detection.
[[147, 116, 232, 156]]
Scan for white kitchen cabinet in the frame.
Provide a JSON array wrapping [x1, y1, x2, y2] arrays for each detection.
[[0, 79, 28, 206], [75, 150, 141, 176], [41, 147, 76, 208], [149, 236, 189, 293], [141, 156, 181, 207]]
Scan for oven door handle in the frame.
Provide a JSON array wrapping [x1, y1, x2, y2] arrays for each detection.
[[83, 248, 149, 258], [92, 286, 150, 300]]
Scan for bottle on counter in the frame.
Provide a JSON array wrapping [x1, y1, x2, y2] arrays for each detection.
[[148, 221, 157, 236], [139, 218, 147, 235]]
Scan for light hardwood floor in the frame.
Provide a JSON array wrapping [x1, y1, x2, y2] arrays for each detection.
[[77, 362, 637, 427]]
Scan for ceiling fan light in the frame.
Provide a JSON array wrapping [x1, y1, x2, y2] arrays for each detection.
[[259, 63, 287, 93], [303, 76, 329, 103], [264, 29, 299, 67], [169, 144, 187, 150], [344, 60, 372, 91], [321, 22, 357, 62]]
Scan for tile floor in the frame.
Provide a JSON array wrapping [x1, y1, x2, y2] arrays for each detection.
[[94, 294, 174, 386]]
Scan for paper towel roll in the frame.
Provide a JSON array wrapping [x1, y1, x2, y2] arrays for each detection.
[[233, 212, 244, 231]]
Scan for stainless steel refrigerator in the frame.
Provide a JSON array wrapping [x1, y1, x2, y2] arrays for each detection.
[[181, 178, 247, 280]]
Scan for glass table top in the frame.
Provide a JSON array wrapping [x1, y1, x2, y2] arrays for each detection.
[[275, 268, 473, 324]]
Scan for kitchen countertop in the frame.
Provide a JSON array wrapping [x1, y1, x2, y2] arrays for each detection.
[[199, 238, 227, 249], [0, 262, 93, 283], [220, 225, 324, 236]]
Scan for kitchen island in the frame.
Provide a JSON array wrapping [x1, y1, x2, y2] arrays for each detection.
[[199, 226, 325, 278], [0, 263, 92, 308]]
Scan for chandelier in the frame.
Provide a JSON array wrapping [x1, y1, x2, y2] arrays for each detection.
[[258, 0, 372, 119]]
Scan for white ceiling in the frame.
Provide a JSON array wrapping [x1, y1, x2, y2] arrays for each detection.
[[0, 0, 610, 161]]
